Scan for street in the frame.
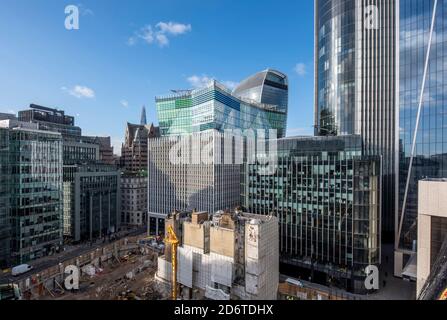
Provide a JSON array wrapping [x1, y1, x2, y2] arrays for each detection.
[[0, 227, 147, 284]]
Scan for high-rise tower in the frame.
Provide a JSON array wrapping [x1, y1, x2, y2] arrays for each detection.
[[315, 0, 398, 239], [140, 106, 147, 126]]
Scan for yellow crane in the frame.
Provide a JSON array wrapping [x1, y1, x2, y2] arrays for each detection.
[[164, 225, 179, 300]]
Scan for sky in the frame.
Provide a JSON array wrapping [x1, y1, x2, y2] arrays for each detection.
[[0, 0, 315, 154]]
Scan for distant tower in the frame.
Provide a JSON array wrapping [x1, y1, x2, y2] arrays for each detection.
[[140, 106, 147, 125]]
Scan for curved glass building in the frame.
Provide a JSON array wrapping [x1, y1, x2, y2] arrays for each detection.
[[156, 70, 288, 138], [315, 0, 397, 238], [233, 69, 288, 136], [316, 0, 356, 136]]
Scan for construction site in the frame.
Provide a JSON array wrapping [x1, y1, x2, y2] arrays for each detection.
[[156, 209, 280, 300], [10, 235, 171, 300]]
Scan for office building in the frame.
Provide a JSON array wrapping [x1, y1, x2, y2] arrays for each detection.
[[18, 104, 121, 243], [0, 128, 11, 268], [156, 70, 287, 138], [0, 120, 63, 264], [416, 179, 447, 299], [148, 70, 288, 234], [18, 104, 81, 137], [233, 69, 289, 137], [315, 0, 397, 238], [396, 0, 447, 277], [121, 175, 147, 227], [242, 135, 381, 293], [63, 164, 120, 242], [0, 113, 16, 121], [157, 210, 279, 300], [81, 136, 115, 165], [147, 130, 242, 235], [121, 121, 160, 173], [19, 104, 115, 165]]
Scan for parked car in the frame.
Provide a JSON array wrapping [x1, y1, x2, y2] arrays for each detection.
[[11, 264, 33, 277]]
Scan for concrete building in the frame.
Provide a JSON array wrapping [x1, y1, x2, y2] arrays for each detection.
[[242, 135, 381, 293], [0, 120, 63, 264], [121, 175, 147, 227], [157, 210, 279, 300], [147, 130, 243, 235], [121, 121, 160, 173], [416, 179, 447, 297], [81, 136, 115, 166]]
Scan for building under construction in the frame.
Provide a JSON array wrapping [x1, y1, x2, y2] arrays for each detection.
[[156, 210, 279, 300]]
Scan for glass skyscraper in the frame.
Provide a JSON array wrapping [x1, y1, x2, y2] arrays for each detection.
[[156, 70, 288, 138], [315, 0, 398, 238], [397, 0, 447, 274]]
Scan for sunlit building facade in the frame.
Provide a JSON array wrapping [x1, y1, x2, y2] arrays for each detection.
[[0, 120, 63, 264], [156, 70, 288, 138], [396, 0, 447, 276], [242, 135, 381, 293], [315, 0, 398, 239]]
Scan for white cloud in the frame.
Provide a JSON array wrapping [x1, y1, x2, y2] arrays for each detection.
[[77, 4, 94, 16], [62, 85, 95, 99], [120, 100, 129, 108], [222, 81, 239, 91], [187, 75, 214, 88], [187, 75, 238, 90], [294, 63, 307, 76], [156, 22, 192, 35], [156, 33, 169, 47], [128, 21, 191, 47]]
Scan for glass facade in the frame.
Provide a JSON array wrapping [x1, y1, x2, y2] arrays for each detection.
[[156, 77, 287, 138], [316, 0, 356, 136], [233, 69, 289, 136], [7, 128, 63, 263], [316, 0, 397, 237], [242, 135, 381, 293], [0, 129, 10, 268], [398, 0, 447, 251]]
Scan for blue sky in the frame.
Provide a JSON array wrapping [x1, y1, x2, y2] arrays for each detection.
[[0, 0, 315, 154]]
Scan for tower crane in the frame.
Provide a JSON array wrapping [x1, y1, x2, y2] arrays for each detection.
[[164, 225, 179, 300]]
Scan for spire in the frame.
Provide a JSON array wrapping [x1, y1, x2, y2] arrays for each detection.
[[140, 105, 147, 125]]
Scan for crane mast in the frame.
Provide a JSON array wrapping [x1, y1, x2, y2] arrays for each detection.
[[165, 225, 179, 300]]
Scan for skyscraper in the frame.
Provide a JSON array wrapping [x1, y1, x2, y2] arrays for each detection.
[[315, 0, 397, 239], [233, 69, 289, 137], [396, 0, 447, 277], [148, 70, 288, 235], [140, 106, 147, 126], [156, 75, 287, 138]]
